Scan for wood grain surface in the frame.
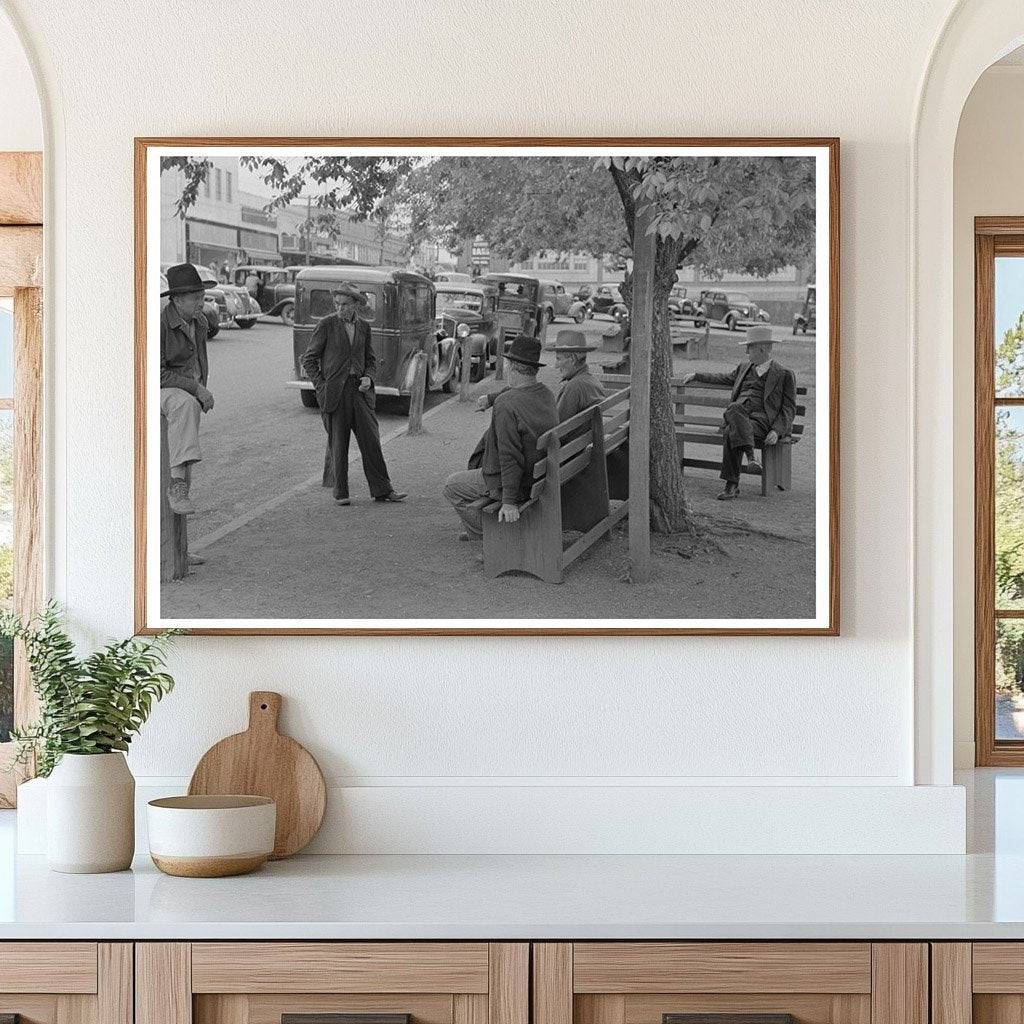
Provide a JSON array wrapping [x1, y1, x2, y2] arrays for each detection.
[[0, 942, 97, 993], [188, 691, 326, 859]]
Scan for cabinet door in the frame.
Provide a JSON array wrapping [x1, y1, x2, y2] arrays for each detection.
[[137, 943, 528, 1024], [534, 943, 927, 1024], [0, 942, 132, 1024], [935, 943, 1024, 1024]]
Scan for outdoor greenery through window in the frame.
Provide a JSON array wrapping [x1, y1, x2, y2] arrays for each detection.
[[0, 300, 14, 743], [993, 258, 1024, 739]]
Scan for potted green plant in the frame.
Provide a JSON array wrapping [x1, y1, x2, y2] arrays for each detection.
[[2, 603, 177, 873]]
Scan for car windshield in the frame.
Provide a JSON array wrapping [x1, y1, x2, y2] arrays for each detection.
[[494, 279, 536, 299], [437, 290, 481, 309]]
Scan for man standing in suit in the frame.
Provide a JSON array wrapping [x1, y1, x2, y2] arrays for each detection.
[[301, 283, 407, 506], [683, 325, 796, 501]]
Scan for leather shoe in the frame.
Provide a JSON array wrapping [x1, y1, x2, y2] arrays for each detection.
[[717, 482, 739, 501], [375, 491, 407, 503], [335, 497, 351, 506]]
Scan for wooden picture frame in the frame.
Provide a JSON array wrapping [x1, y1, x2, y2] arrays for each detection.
[[0, 151, 43, 806], [135, 137, 840, 637]]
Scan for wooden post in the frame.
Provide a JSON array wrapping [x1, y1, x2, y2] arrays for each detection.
[[160, 416, 188, 582], [629, 204, 655, 584], [494, 331, 505, 382], [459, 336, 474, 402], [407, 350, 428, 433]]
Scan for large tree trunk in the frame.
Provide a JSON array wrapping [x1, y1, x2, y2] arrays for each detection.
[[609, 165, 693, 535], [648, 237, 691, 533]]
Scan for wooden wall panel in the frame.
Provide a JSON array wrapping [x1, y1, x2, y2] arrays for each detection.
[[534, 943, 573, 1024], [931, 944, 972, 1024], [573, 943, 872, 994], [973, 944, 1024, 992], [489, 943, 529, 1024], [97, 944, 133, 1024]]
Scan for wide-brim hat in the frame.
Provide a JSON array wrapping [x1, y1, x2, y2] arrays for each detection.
[[505, 334, 545, 368], [330, 282, 369, 307], [740, 325, 774, 346], [546, 329, 598, 353], [161, 263, 208, 297]]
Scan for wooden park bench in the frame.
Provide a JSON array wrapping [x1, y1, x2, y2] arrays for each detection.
[[600, 373, 807, 496], [475, 387, 631, 583]]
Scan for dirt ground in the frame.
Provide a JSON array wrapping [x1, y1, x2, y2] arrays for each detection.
[[161, 318, 820, 622]]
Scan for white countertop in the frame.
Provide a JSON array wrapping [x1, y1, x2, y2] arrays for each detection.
[[2, 850, 1024, 940]]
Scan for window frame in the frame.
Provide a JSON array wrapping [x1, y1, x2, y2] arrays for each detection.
[[0, 152, 44, 806], [975, 218, 1024, 765]]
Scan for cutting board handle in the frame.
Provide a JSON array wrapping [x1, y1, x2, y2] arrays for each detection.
[[248, 691, 282, 734]]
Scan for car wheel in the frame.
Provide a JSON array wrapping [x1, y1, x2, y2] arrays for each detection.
[[280, 302, 295, 327], [726, 314, 738, 332], [572, 310, 584, 324], [300, 388, 319, 409]]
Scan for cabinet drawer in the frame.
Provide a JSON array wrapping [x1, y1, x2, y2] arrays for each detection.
[[0, 942, 98, 993], [140, 942, 528, 1024], [572, 944, 872, 994], [191, 942, 490, 993]]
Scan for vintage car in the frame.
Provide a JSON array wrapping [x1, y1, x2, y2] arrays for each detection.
[[697, 289, 770, 331], [232, 265, 298, 325], [434, 271, 473, 285], [585, 284, 629, 322], [434, 282, 497, 382], [537, 278, 578, 324], [478, 273, 543, 348], [160, 263, 259, 330], [288, 266, 456, 412], [668, 285, 705, 322], [159, 272, 221, 335], [793, 284, 816, 334]]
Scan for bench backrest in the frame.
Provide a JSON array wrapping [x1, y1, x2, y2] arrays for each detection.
[[528, 386, 630, 501]]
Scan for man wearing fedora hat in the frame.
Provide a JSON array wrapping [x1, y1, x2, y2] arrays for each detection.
[[476, 329, 605, 423], [683, 325, 796, 501], [301, 283, 406, 506], [443, 334, 557, 541], [160, 262, 219, 516]]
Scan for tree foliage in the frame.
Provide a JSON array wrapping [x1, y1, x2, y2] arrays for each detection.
[[1, 604, 179, 776], [996, 313, 1024, 613]]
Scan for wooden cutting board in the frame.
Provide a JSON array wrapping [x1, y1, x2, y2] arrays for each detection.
[[188, 691, 326, 859]]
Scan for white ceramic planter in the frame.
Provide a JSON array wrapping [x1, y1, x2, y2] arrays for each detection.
[[46, 752, 135, 873]]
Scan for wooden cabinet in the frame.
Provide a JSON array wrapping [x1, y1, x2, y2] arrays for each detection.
[[136, 943, 528, 1024], [0, 942, 132, 1024], [532, 944, 928, 1024], [931, 943, 1024, 1024]]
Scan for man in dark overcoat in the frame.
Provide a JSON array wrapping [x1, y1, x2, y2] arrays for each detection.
[[683, 325, 797, 501], [301, 283, 406, 505]]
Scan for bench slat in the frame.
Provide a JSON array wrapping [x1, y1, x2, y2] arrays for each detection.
[[682, 456, 765, 477], [674, 414, 805, 435], [560, 447, 595, 486], [603, 407, 630, 434], [605, 426, 629, 453], [562, 500, 630, 569]]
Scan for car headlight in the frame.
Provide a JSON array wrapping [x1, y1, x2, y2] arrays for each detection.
[[456, 323, 470, 338]]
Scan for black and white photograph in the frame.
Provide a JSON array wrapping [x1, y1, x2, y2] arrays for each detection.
[[137, 140, 838, 634]]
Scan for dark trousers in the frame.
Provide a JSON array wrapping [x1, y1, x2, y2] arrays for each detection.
[[720, 401, 770, 483], [321, 377, 392, 499]]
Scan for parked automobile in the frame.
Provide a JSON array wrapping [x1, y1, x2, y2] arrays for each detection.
[[162, 263, 260, 330], [585, 285, 629, 322], [668, 285, 704, 322], [536, 279, 576, 325], [697, 289, 770, 331], [434, 282, 497, 382], [793, 284, 816, 334], [232, 265, 298, 325], [159, 272, 220, 336], [288, 266, 455, 413], [478, 273, 543, 349]]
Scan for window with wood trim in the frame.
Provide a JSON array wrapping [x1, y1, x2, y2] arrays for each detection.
[[0, 151, 44, 806], [977, 219, 1024, 764]]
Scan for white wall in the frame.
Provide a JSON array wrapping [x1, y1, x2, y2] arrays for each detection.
[[0, 6, 39, 151], [0, 0, 973, 852], [952, 65, 1024, 768]]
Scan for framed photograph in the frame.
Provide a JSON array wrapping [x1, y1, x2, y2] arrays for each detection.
[[135, 137, 839, 636]]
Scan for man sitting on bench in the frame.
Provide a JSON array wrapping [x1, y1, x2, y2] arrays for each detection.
[[443, 334, 558, 547], [682, 325, 796, 501]]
